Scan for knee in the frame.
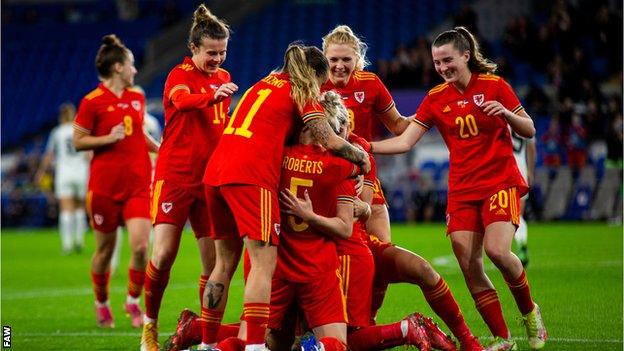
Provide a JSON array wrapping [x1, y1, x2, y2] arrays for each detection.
[[484, 244, 510, 266], [151, 247, 176, 270]]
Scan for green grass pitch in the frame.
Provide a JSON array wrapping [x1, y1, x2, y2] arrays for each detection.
[[1, 222, 622, 350]]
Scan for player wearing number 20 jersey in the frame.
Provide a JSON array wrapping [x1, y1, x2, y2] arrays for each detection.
[[413, 74, 528, 203]]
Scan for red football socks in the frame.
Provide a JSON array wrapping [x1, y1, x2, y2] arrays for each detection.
[[127, 268, 145, 298], [423, 278, 471, 339], [144, 261, 171, 320], [472, 289, 510, 338], [201, 308, 224, 345], [243, 302, 270, 345], [504, 269, 535, 315], [91, 270, 110, 303]]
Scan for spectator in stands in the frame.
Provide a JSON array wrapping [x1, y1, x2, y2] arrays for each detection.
[[36, 102, 90, 255], [371, 26, 547, 351], [606, 113, 623, 169], [566, 114, 588, 178], [73, 34, 158, 330], [541, 118, 563, 178]]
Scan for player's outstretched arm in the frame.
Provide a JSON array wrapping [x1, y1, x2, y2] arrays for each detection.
[[379, 106, 414, 136], [280, 189, 353, 239], [370, 122, 427, 155]]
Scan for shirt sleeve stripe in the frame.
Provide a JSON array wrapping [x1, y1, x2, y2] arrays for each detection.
[[336, 196, 355, 204], [302, 112, 325, 124], [377, 101, 395, 114], [412, 118, 431, 130], [168, 84, 190, 100], [512, 105, 524, 114], [73, 122, 90, 134]]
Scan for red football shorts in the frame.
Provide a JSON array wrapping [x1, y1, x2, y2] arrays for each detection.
[[446, 186, 522, 234], [371, 178, 387, 206], [86, 191, 149, 233], [151, 180, 209, 238], [204, 184, 280, 245], [269, 271, 347, 330], [338, 253, 374, 328]]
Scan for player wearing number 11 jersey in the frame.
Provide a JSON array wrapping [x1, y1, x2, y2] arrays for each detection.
[[371, 27, 547, 351], [200, 44, 369, 349]]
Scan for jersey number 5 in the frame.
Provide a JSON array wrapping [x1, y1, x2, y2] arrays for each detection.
[[287, 177, 314, 232], [223, 88, 272, 138]]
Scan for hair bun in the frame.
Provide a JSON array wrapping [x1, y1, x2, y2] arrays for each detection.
[[102, 34, 121, 47]]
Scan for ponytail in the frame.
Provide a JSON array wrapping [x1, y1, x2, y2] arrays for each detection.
[[433, 26, 497, 74], [278, 43, 329, 110]]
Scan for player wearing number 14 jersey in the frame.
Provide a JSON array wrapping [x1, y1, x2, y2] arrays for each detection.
[[371, 27, 547, 351], [140, 5, 238, 351]]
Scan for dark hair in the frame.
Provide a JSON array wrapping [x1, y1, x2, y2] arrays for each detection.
[[95, 34, 130, 79], [188, 4, 230, 48], [433, 26, 497, 74], [277, 42, 329, 109]]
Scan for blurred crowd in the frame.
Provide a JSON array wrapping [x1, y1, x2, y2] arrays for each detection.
[[376, 0, 622, 222], [378, 1, 622, 169]]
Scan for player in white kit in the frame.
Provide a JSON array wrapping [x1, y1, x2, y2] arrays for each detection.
[[511, 128, 536, 267], [37, 103, 90, 254]]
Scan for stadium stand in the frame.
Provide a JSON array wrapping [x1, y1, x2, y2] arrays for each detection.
[[1, 0, 621, 227]]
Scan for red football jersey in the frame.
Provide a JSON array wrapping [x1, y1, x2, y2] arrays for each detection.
[[155, 57, 231, 193], [204, 73, 324, 191], [275, 144, 357, 282], [322, 71, 395, 141], [74, 83, 151, 200], [413, 73, 529, 201]]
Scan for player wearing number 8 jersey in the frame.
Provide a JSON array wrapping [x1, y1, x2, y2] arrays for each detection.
[[371, 27, 547, 351], [140, 5, 238, 351], [73, 34, 158, 330], [200, 43, 370, 349]]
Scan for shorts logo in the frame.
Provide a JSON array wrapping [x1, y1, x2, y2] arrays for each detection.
[[274, 223, 281, 236], [94, 214, 104, 226], [131, 100, 141, 111], [161, 202, 173, 214], [473, 94, 484, 106], [445, 214, 451, 225], [354, 91, 365, 103], [496, 208, 507, 215]]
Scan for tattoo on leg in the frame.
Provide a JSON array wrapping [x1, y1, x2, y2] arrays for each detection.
[[205, 282, 225, 308]]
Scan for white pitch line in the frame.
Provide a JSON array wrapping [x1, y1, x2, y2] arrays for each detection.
[[13, 332, 623, 344], [3, 280, 244, 300]]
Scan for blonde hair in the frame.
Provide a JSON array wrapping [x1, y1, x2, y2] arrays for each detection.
[[277, 43, 329, 110], [320, 91, 349, 134], [433, 26, 497, 74], [189, 4, 230, 48], [322, 25, 369, 71]]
